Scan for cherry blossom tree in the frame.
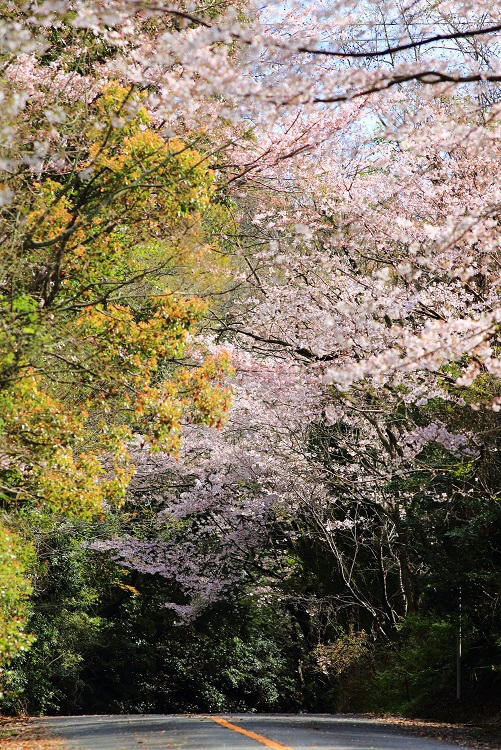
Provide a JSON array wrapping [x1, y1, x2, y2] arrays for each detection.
[[2, 0, 501, 701]]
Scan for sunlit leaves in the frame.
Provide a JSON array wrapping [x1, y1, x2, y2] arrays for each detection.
[[0, 526, 34, 672], [0, 81, 233, 523]]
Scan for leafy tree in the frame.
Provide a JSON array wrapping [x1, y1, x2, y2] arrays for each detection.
[[0, 525, 34, 697]]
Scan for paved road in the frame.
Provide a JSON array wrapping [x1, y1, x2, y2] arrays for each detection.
[[41, 714, 475, 750]]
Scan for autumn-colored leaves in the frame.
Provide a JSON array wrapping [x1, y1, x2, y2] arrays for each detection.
[[2, 85, 233, 510], [0, 82, 233, 669]]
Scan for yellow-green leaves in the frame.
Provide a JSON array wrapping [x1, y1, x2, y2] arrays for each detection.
[[1, 86, 234, 521], [0, 525, 34, 671]]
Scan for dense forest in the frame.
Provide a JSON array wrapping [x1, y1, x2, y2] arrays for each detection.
[[0, 0, 500, 721]]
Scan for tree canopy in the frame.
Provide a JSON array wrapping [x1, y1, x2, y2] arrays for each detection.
[[0, 0, 500, 721]]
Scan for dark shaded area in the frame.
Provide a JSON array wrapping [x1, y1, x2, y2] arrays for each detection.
[[2, 505, 500, 723], [2, 527, 302, 715]]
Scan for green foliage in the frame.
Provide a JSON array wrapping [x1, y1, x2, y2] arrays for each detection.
[[366, 616, 457, 715], [1, 69, 235, 671], [0, 524, 34, 688], [2, 526, 302, 715], [1, 79, 234, 519]]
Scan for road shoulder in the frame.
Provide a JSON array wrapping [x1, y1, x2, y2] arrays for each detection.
[[0, 716, 62, 750], [370, 714, 501, 750]]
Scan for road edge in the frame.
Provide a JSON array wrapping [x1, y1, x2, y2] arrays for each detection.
[[368, 713, 501, 750], [0, 715, 63, 750]]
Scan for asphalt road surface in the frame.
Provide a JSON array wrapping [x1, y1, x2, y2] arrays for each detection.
[[41, 714, 475, 750]]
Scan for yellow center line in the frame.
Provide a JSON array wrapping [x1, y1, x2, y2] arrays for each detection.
[[207, 716, 294, 750]]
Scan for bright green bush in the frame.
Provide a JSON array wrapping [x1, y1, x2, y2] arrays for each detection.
[[0, 523, 34, 696]]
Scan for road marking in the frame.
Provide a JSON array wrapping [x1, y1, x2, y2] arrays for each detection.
[[207, 716, 294, 750]]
